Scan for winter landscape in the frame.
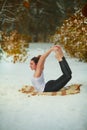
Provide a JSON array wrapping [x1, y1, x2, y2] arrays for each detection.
[[0, 0, 87, 130], [0, 43, 87, 130]]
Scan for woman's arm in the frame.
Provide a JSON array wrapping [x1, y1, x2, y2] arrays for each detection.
[[34, 47, 54, 77]]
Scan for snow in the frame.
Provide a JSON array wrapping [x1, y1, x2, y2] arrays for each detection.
[[0, 43, 87, 130]]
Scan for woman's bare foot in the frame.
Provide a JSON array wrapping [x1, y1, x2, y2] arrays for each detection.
[[54, 46, 64, 61]]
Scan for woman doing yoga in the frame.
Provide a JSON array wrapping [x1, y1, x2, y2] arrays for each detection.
[[30, 45, 72, 92]]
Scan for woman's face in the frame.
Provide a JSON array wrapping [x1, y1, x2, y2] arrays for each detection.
[[30, 60, 37, 70]]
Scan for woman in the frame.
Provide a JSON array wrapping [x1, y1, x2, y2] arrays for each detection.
[[30, 45, 72, 92]]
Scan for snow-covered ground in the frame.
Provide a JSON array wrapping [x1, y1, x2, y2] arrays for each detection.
[[0, 43, 87, 130]]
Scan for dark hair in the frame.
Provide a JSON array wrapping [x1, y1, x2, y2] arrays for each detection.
[[31, 55, 41, 64]]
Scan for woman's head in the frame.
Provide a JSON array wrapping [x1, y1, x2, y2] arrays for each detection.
[[30, 55, 41, 70]]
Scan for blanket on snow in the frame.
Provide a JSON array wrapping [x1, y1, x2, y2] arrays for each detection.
[[19, 84, 81, 96]]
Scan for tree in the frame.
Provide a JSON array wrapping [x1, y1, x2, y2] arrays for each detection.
[[0, 0, 87, 42]]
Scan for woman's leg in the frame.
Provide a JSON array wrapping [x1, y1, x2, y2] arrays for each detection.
[[44, 46, 72, 92], [62, 57, 72, 74], [44, 58, 72, 92]]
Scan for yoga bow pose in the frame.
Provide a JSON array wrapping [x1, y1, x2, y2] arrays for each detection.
[[30, 46, 72, 92]]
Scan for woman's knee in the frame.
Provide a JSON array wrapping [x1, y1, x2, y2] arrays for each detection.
[[67, 74, 72, 81]]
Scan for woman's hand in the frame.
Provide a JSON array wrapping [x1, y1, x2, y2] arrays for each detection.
[[53, 45, 64, 61]]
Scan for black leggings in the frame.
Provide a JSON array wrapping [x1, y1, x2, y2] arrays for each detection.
[[44, 57, 72, 92]]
